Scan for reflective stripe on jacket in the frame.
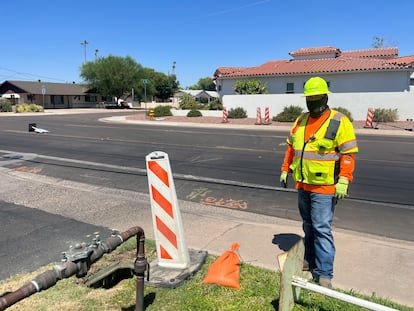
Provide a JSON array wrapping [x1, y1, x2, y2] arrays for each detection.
[[287, 110, 358, 185]]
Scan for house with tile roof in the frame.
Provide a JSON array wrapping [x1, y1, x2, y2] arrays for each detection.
[[213, 46, 414, 97], [0, 80, 112, 108], [173, 89, 219, 105], [212, 46, 414, 120]]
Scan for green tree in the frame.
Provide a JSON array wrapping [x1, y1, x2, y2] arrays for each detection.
[[190, 77, 216, 91], [233, 79, 268, 94], [179, 93, 197, 110], [152, 72, 180, 102], [80, 55, 143, 100], [132, 67, 158, 102]]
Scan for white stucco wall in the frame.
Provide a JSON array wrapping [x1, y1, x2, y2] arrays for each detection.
[[222, 92, 414, 121], [216, 71, 413, 97]]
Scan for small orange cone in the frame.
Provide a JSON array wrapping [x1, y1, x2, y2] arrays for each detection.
[[202, 242, 241, 289]]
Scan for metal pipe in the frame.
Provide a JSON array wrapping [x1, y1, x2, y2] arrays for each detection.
[[292, 276, 399, 311], [131, 227, 147, 311], [0, 226, 146, 311]]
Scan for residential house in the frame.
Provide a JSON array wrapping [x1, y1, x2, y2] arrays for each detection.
[[213, 46, 414, 97], [173, 89, 219, 106], [0, 80, 111, 108], [212, 46, 414, 120]]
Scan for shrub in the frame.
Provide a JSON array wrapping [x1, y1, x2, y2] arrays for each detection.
[[373, 108, 398, 122], [199, 97, 208, 104], [332, 107, 353, 122], [152, 105, 173, 117], [228, 107, 247, 119], [272, 105, 303, 122], [179, 93, 197, 110], [208, 98, 223, 110], [29, 104, 44, 112], [233, 79, 268, 94], [15, 103, 44, 113], [0, 98, 12, 112], [186, 110, 202, 117]]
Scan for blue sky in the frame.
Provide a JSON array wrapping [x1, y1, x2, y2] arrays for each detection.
[[1, 0, 413, 88]]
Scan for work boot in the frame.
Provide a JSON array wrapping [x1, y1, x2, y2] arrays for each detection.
[[303, 259, 310, 271], [303, 259, 315, 271], [318, 277, 332, 289]]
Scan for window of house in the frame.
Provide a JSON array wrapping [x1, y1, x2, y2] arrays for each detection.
[[286, 83, 294, 93], [85, 95, 97, 102], [101, 95, 113, 101], [51, 95, 64, 105]]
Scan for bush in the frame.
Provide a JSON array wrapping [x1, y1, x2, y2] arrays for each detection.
[[0, 98, 12, 112], [152, 105, 173, 117], [373, 108, 398, 122], [228, 107, 247, 119], [15, 103, 44, 113], [272, 105, 303, 122], [179, 93, 197, 110], [332, 107, 353, 122], [208, 98, 223, 110], [199, 97, 208, 104], [186, 110, 202, 117]]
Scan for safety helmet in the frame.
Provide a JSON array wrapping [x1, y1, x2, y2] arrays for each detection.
[[303, 77, 331, 97]]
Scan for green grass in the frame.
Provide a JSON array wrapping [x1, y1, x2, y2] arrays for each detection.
[[0, 239, 411, 311]]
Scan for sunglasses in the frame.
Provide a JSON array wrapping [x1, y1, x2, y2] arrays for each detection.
[[306, 94, 325, 101]]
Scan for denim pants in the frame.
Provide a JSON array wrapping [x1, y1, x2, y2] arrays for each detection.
[[298, 188, 336, 280]]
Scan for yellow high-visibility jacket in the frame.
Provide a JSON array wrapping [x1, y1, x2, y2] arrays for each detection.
[[287, 110, 358, 185]]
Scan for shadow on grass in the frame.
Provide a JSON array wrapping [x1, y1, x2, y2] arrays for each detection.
[[122, 292, 156, 311]]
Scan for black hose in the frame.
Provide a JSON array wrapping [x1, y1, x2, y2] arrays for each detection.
[[0, 226, 146, 311]]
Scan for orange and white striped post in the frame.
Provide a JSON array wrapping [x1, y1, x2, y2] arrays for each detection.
[[263, 107, 271, 125], [364, 108, 375, 128], [146, 151, 190, 269], [255, 107, 262, 125], [222, 107, 229, 123]]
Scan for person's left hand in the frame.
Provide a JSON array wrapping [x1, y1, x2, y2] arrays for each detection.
[[280, 171, 288, 188], [335, 177, 349, 199]]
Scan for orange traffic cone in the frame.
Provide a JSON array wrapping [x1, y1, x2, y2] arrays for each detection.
[[222, 107, 229, 123], [263, 107, 271, 125], [364, 108, 375, 128], [255, 107, 262, 125], [202, 242, 241, 289]]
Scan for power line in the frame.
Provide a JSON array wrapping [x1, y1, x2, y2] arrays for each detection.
[[0, 66, 70, 82]]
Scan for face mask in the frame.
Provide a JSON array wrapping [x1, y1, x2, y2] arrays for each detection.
[[306, 95, 328, 118]]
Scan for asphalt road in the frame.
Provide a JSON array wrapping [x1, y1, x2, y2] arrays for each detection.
[[0, 201, 108, 281], [0, 111, 413, 204], [0, 111, 412, 243]]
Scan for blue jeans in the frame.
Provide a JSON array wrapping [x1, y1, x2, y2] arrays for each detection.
[[298, 188, 336, 280]]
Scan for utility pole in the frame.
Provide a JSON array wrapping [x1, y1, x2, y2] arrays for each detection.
[[81, 40, 89, 63]]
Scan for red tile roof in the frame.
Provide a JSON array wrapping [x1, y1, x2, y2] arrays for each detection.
[[214, 46, 413, 79], [289, 46, 340, 57], [341, 47, 398, 59], [387, 55, 414, 66]]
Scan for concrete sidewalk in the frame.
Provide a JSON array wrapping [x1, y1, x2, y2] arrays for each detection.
[[1, 168, 413, 308]]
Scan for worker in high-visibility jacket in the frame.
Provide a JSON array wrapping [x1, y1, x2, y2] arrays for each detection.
[[280, 76, 358, 289]]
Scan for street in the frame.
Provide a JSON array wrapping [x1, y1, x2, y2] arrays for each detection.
[[0, 111, 413, 242]]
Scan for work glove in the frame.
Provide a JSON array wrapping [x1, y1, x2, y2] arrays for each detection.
[[335, 177, 349, 199], [280, 171, 288, 188]]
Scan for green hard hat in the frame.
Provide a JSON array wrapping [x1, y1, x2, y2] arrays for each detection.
[[303, 77, 331, 96]]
